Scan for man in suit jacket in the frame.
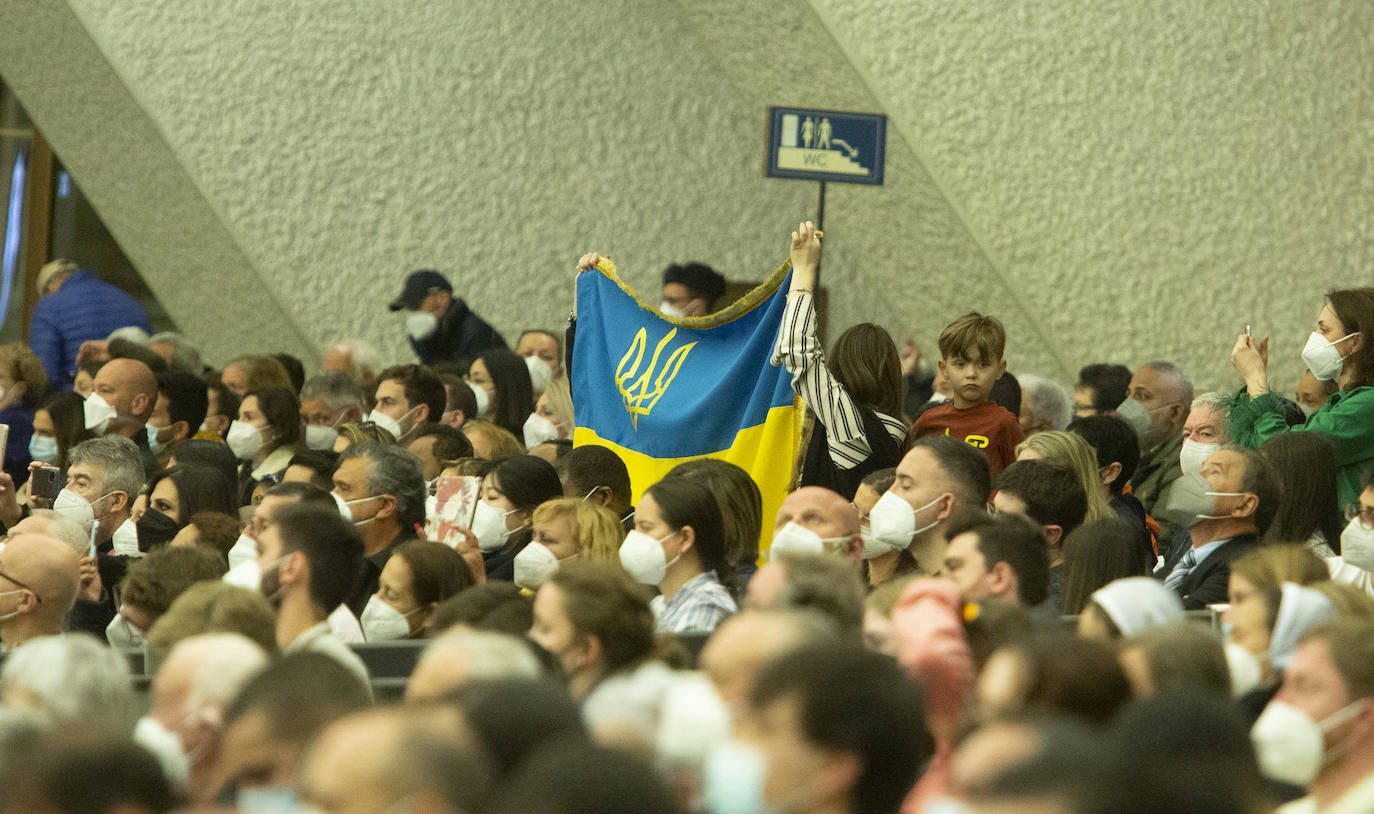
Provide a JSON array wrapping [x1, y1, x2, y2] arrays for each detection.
[[1158, 447, 1278, 610]]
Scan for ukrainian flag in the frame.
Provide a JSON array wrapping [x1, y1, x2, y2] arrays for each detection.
[[571, 257, 801, 553]]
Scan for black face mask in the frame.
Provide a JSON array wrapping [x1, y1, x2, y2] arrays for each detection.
[[135, 509, 181, 552]]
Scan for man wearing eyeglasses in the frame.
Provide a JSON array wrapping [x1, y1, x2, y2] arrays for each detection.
[[0, 533, 80, 648]]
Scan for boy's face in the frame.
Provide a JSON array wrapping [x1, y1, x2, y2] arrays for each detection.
[[938, 353, 1006, 408]]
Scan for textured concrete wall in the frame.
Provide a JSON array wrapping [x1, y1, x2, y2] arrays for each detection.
[[1, 0, 1370, 398]]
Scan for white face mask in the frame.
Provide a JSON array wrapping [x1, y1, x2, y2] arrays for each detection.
[[1114, 397, 1153, 438], [525, 355, 553, 395], [867, 491, 942, 551], [1251, 699, 1368, 786], [225, 421, 265, 460], [134, 716, 191, 793], [618, 529, 681, 585], [523, 413, 560, 449], [83, 392, 118, 434], [333, 492, 380, 526], [222, 558, 261, 591], [367, 407, 417, 442], [513, 542, 562, 590], [860, 524, 894, 559], [659, 300, 687, 319], [1178, 438, 1221, 475], [1162, 471, 1246, 528], [360, 595, 421, 641], [226, 532, 258, 571], [471, 499, 520, 552], [406, 310, 439, 341], [769, 521, 849, 559], [1302, 331, 1358, 382], [1339, 515, 1374, 572], [53, 488, 100, 529], [304, 424, 339, 451], [112, 519, 142, 558], [468, 381, 490, 417], [106, 610, 146, 649], [701, 739, 770, 814]]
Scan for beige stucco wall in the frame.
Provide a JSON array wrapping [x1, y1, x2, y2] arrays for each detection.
[[1, 0, 1369, 396]]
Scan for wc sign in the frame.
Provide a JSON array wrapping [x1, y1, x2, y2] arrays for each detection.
[[765, 106, 887, 186]]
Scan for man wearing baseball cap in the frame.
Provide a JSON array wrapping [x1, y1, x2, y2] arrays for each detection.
[[388, 269, 506, 367]]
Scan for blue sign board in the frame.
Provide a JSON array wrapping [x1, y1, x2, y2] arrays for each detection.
[[765, 106, 887, 186]]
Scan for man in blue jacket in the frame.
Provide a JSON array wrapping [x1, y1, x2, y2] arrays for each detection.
[[28, 259, 150, 387]]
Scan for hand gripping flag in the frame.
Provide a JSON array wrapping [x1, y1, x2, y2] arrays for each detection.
[[571, 257, 801, 558]]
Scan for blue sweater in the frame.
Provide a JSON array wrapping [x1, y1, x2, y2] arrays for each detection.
[[29, 270, 150, 386]]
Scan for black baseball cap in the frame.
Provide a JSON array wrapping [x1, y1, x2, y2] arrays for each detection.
[[388, 270, 453, 312]]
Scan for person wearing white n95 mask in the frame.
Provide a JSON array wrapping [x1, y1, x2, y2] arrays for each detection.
[[358, 540, 470, 640], [513, 499, 623, 591], [768, 486, 863, 564], [369, 365, 444, 444]]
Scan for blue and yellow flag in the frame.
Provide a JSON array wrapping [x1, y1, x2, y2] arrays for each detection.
[[571, 258, 801, 552]]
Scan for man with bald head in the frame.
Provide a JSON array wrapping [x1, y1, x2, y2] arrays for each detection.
[[0, 533, 80, 648], [7, 510, 90, 557], [768, 486, 863, 563], [87, 357, 161, 477]]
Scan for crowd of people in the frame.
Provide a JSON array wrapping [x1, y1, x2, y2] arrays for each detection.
[[0, 227, 1371, 814]]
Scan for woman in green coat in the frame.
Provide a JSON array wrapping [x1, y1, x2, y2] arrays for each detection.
[[1229, 288, 1374, 512]]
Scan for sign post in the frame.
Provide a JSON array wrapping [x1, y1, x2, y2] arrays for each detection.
[[765, 107, 887, 282]]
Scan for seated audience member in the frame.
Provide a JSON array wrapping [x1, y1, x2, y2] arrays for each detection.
[[166, 439, 239, 489], [514, 498, 624, 591], [429, 583, 533, 636], [866, 435, 992, 575], [475, 455, 563, 581], [211, 653, 372, 805], [1228, 545, 1331, 608], [516, 328, 564, 380], [1, 633, 134, 736], [1178, 392, 1232, 476], [994, 459, 1088, 613], [332, 442, 426, 614], [1259, 431, 1345, 556], [405, 629, 543, 703], [228, 387, 304, 493], [1059, 518, 1148, 615], [699, 609, 839, 705], [1293, 368, 1338, 418], [1073, 363, 1132, 418], [219, 356, 291, 400], [1015, 430, 1113, 524], [622, 477, 737, 634], [432, 370, 479, 429], [149, 370, 208, 467], [469, 348, 535, 440], [15, 736, 174, 814], [331, 419, 396, 452], [940, 510, 1051, 611], [298, 706, 491, 814], [138, 464, 237, 551], [1125, 361, 1192, 535], [531, 376, 573, 440], [529, 562, 656, 701], [388, 269, 506, 367], [0, 534, 80, 648], [322, 339, 386, 391], [145, 583, 277, 658], [1070, 413, 1153, 570], [1230, 582, 1337, 689], [495, 738, 679, 814], [141, 634, 270, 804], [0, 343, 47, 485], [87, 357, 161, 476], [196, 373, 238, 441], [667, 458, 763, 585], [1077, 576, 1185, 640], [557, 444, 635, 528], [371, 364, 446, 444], [977, 632, 1132, 726], [109, 545, 228, 648], [775, 223, 906, 500], [446, 679, 585, 783], [1017, 373, 1071, 437], [5, 509, 88, 556], [910, 310, 1024, 477], [299, 371, 366, 430], [725, 642, 932, 814], [949, 717, 1114, 814], [1262, 622, 1374, 810], [746, 552, 865, 634], [854, 467, 918, 586], [406, 423, 475, 481], [768, 485, 863, 563], [462, 419, 524, 460], [362, 540, 475, 640], [29, 390, 90, 472], [281, 450, 339, 491], [224, 481, 336, 594], [1117, 623, 1231, 698], [1160, 446, 1278, 609], [146, 331, 202, 375], [253, 502, 370, 688]]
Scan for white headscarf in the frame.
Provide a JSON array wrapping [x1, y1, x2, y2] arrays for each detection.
[[1090, 577, 1185, 637], [1268, 582, 1337, 671]]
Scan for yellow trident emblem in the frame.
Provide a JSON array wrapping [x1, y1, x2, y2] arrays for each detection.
[[615, 327, 697, 430]]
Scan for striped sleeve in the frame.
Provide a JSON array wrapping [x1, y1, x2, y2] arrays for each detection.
[[771, 291, 878, 470]]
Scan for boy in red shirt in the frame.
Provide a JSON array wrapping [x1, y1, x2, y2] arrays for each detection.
[[910, 312, 1023, 475]]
